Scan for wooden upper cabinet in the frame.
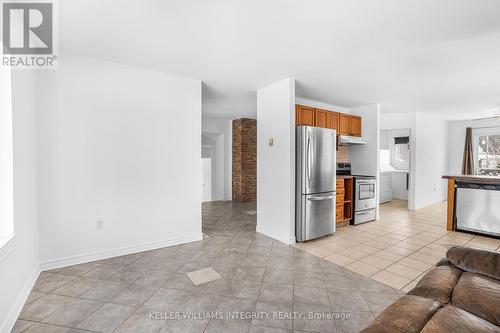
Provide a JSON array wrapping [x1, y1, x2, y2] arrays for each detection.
[[350, 116, 362, 137], [295, 105, 354, 136], [296, 105, 315, 126], [330, 112, 339, 131], [314, 109, 328, 128], [314, 109, 330, 129], [313, 108, 340, 131], [339, 114, 351, 135]]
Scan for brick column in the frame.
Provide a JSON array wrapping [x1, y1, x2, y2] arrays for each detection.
[[232, 118, 257, 202]]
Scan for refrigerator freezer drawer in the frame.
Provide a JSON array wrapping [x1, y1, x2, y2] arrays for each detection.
[[296, 192, 336, 242], [456, 186, 500, 237]]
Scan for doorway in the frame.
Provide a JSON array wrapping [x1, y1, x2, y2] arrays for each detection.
[[202, 158, 212, 202], [379, 128, 411, 210]]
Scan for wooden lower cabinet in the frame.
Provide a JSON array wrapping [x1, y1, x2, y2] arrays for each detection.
[[336, 177, 353, 223], [336, 188, 345, 203], [336, 205, 344, 221]]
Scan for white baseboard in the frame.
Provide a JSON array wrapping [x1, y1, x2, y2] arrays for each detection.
[[40, 233, 203, 272], [256, 225, 293, 245], [1, 264, 40, 333]]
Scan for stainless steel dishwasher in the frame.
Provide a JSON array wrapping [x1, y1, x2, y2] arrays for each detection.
[[456, 181, 500, 237]]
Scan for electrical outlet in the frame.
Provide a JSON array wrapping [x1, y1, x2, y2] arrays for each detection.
[[96, 220, 104, 230]]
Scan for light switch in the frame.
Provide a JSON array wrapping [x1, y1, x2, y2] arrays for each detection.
[[268, 138, 274, 147]]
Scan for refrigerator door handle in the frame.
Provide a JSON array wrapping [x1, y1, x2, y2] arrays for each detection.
[[307, 134, 311, 184], [307, 195, 334, 201]]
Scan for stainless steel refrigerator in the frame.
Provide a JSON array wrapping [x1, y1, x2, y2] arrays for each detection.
[[296, 126, 337, 242]]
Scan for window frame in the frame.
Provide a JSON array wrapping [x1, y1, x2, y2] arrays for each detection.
[[473, 127, 500, 176]]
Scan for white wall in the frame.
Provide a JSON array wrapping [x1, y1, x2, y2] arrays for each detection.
[[413, 113, 448, 209], [0, 68, 14, 239], [448, 118, 500, 175], [202, 117, 232, 201], [380, 113, 416, 130], [257, 78, 296, 244], [37, 53, 203, 268], [0, 71, 40, 333], [349, 104, 381, 217]]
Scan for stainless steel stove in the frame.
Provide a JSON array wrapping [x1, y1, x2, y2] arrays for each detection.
[[337, 163, 377, 225]]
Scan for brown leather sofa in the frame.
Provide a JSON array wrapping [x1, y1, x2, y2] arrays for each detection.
[[361, 246, 500, 333]]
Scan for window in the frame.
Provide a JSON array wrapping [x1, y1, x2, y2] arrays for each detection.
[[473, 127, 500, 176], [392, 136, 410, 170], [395, 142, 410, 163]]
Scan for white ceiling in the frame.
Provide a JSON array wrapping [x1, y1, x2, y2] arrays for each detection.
[[59, 0, 500, 119]]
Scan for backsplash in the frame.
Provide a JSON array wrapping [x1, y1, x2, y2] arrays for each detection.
[[337, 145, 349, 163]]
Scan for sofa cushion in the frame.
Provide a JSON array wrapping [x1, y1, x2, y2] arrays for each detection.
[[452, 271, 500, 326], [421, 306, 500, 333], [408, 265, 462, 304], [447, 246, 500, 280], [359, 295, 441, 333]]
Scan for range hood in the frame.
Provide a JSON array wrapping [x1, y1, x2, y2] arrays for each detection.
[[338, 135, 367, 146]]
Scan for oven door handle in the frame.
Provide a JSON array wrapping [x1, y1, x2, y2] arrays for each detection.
[[356, 210, 375, 215]]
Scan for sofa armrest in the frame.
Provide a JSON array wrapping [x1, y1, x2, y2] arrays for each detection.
[[435, 258, 451, 267], [446, 246, 500, 280]]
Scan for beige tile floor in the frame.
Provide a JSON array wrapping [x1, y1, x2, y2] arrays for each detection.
[[13, 201, 401, 333], [294, 199, 500, 292]]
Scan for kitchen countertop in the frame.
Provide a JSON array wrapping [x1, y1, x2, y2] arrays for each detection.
[[442, 175, 500, 184], [337, 175, 354, 179]]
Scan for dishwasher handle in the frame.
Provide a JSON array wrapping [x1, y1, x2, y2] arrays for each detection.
[[456, 181, 500, 191]]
